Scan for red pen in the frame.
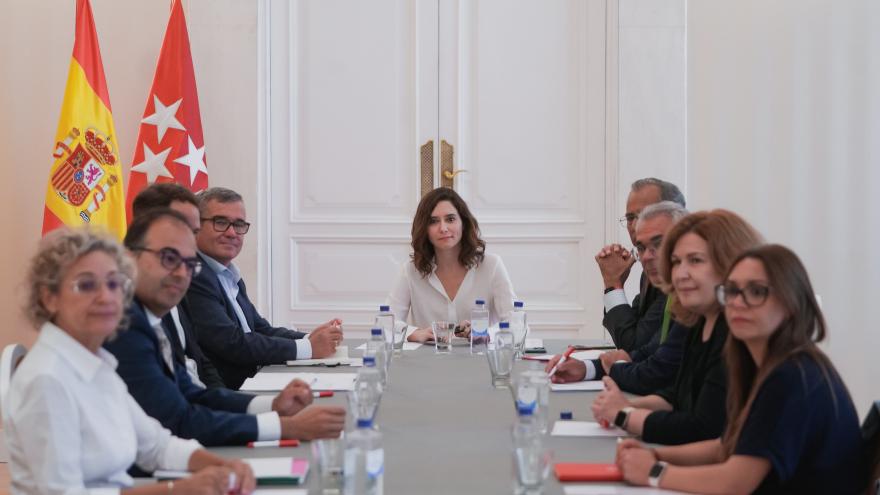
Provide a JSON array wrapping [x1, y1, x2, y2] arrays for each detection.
[[547, 345, 576, 377], [247, 439, 300, 448], [313, 391, 334, 398]]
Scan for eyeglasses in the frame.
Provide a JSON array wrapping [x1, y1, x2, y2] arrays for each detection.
[[132, 247, 202, 276], [632, 237, 664, 261], [618, 213, 638, 228], [715, 282, 772, 308], [70, 273, 131, 295], [201, 216, 250, 235]]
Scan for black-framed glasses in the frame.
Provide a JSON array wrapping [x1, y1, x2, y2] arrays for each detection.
[[632, 236, 664, 261], [716, 282, 772, 308], [70, 273, 131, 295], [132, 247, 202, 276], [201, 216, 250, 235], [618, 213, 638, 228]]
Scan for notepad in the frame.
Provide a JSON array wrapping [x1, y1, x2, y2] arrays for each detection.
[[287, 346, 362, 367], [246, 457, 309, 486], [551, 421, 630, 437], [355, 342, 422, 351], [550, 381, 605, 392], [554, 463, 623, 482], [522, 350, 605, 362], [563, 485, 689, 494], [156, 458, 309, 486], [240, 372, 357, 392]]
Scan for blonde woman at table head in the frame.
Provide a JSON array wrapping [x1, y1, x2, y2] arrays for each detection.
[[387, 187, 516, 343], [6, 227, 255, 495]]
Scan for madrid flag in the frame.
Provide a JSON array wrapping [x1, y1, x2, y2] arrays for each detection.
[[126, 0, 208, 218], [43, 0, 126, 239]]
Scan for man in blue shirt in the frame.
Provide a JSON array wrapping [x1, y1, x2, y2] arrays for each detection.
[[185, 187, 344, 389]]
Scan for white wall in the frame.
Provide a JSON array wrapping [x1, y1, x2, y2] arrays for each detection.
[[0, 0, 260, 350], [687, 0, 880, 416]]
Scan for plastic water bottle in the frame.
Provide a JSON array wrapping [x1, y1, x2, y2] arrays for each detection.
[[511, 404, 547, 491], [344, 418, 384, 495], [375, 305, 398, 356], [470, 299, 490, 354], [353, 356, 383, 423], [366, 328, 389, 386], [509, 301, 528, 357], [495, 321, 515, 350]]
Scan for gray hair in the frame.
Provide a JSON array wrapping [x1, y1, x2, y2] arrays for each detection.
[[26, 227, 135, 329], [631, 178, 686, 207], [638, 200, 689, 225], [196, 187, 244, 215]]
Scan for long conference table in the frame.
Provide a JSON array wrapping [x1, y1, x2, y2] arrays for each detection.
[[208, 340, 669, 494]]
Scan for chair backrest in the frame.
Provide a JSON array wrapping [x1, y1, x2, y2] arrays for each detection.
[[862, 400, 880, 495], [0, 344, 27, 420]]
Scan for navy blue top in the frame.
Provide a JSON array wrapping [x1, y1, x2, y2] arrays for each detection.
[[735, 355, 866, 494]]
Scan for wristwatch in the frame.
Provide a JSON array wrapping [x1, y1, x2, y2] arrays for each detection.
[[648, 461, 668, 487], [614, 406, 634, 429]]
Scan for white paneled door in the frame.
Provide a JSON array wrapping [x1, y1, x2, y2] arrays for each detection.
[[264, 0, 609, 339]]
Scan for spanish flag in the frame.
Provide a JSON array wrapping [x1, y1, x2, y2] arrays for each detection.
[[42, 0, 126, 240]]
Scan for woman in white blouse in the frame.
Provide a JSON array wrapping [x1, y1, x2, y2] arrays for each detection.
[[387, 187, 516, 342], [6, 227, 255, 495]]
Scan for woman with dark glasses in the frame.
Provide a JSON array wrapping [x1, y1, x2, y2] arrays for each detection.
[[616, 244, 866, 494]]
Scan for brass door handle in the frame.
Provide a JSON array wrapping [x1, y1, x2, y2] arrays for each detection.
[[443, 169, 468, 180]]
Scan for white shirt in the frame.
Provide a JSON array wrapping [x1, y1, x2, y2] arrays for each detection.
[[386, 253, 517, 333], [200, 252, 312, 359], [168, 306, 206, 388], [4, 322, 201, 494]]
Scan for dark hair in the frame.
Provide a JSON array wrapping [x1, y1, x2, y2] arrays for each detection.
[[658, 209, 763, 326], [720, 244, 848, 457], [196, 187, 243, 216], [131, 182, 198, 219], [411, 187, 485, 277], [124, 208, 192, 250], [631, 178, 686, 208]]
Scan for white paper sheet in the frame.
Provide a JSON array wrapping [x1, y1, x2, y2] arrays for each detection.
[[240, 372, 357, 392], [563, 485, 688, 495], [253, 490, 308, 495], [523, 350, 606, 362], [550, 381, 605, 392], [551, 421, 630, 437], [355, 342, 422, 351], [524, 338, 544, 348], [286, 357, 363, 367]]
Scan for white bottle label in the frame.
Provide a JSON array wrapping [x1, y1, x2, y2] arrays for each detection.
[[367, 448, 384, 478]]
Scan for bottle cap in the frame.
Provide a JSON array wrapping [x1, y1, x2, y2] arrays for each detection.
[[356, 418, 373, 429], [475, 299, 486, 305], [514, 301, 524, 308], [379, 305, 390, 312], [363, 356, 376, 366], [371, 328, 383, 336], [499, 322, 510, 329], [560, 411, 573, 420]]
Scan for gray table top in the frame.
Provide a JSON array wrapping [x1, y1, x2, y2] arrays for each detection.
[[210, 340, 623, 494]]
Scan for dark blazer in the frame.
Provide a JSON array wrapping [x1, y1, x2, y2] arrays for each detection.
[[185, 253, 307, 389], [602, 274, 662, 353], [104, 300, 260, 446], [165, 303, 226, 389], [641, 315, 729, 445]]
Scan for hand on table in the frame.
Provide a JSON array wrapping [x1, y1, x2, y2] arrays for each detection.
[[544, 354, 587, 383], [272, 378, 313, 416], [591, 377, 632, 427]]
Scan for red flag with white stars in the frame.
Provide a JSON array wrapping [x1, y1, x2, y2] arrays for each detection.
[[126, 0, 207, 219]]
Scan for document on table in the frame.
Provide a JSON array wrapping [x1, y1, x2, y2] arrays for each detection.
[[286, 357, 363, 367], [240, 372, 357, 392], [523, 350, 604, 362], [551, 421, 630, 438], [551, 381, 605, 392], [564, 485, 688, 495], [524, 338, 544, 348], [355, 342, 422, 351]]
